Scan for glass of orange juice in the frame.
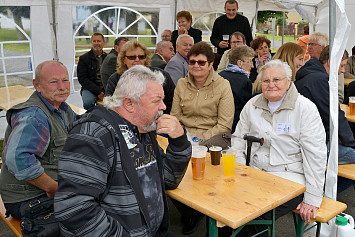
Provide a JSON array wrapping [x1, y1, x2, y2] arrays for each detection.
[[222, 150, 236, 176]]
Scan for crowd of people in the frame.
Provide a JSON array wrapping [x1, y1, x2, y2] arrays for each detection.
[[1, 0, 355, 236]]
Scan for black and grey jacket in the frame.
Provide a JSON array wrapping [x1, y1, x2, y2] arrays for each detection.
[[54, 105, 191, 236]]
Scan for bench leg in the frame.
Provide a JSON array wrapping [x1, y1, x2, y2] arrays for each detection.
[[293, 212, 305, 237]]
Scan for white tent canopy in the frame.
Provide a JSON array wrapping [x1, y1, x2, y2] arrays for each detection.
[[1, 0, 354, 72]]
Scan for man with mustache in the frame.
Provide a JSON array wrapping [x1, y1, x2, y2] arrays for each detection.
[[54, 65, 191, 236], [0, 61, 76, 236], [77, 32, 107, 110]]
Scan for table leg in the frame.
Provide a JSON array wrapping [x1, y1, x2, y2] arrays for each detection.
[[209, 218, 218, 237]]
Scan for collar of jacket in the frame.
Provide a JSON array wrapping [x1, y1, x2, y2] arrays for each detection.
[[156, 53, 167, 63], [186, 68, 217, 89], [253, 82, 298, 113]]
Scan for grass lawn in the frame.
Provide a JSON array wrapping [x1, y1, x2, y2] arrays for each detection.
[[256, 33, 298, 43], [0, 29, 31, 53]]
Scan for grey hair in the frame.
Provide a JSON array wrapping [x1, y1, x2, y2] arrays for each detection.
[[257, 59, 292, 82], [229, 45, 255, 65], [176, 34, 194, 46], [35, 60, 67, 83], [155, 41, 172, 53], [309, 32, 329, 47], [103, 65, 165, 110]]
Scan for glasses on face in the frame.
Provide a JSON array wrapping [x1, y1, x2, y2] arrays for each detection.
[[188, 60, 211, 66], [231, 40, 244, 44], [261, 77, 286, 86], [162, 35, 170, 38], [307, 43, 320, 47], [125, 55, 146, 60], [242, 59, 253, 64]]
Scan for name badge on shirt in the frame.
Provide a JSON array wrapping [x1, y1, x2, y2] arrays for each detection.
[[276, 123, 290, 133]]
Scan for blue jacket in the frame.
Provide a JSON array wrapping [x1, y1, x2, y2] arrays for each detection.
[[295, 58, 355, 147]]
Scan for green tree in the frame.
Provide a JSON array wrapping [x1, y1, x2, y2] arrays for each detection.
[[0, 6, 30, 40], [257, 11, 287, 25]]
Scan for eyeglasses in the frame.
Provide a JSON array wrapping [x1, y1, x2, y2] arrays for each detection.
[[230, 41, 244, 44], [261, 77, 286, 85], [125, 55, 146, 60], [307, 43, 320, 47], [188, 60, 211, 66], [161, 35, 170, 38]]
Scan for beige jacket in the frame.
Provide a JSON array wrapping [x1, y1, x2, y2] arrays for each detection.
[[231, 83, 326, 207], [216, 49, 232, 73], [171, 69, 234, 141]]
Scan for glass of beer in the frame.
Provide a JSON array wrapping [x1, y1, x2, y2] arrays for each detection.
[[222, 150, 236, 177], [191, 146, 208, 180], [350, 97, 355, 115], [222, 34, 229, 43]]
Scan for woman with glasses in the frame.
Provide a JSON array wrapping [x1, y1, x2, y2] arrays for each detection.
[[105, 40, 175, 113], [170, 41, 234, 235], [249, 35, 273, 83], [229, 59, 326, 236], [252, 42, 304, 95], [219, 45, 254, 133], [171, 41, 234, 147]]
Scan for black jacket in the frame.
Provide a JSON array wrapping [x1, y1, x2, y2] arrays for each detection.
[[171, 27, 202, 51], [105, 67, 175, 114], [219, 70, 252, 133], [295, 58, 355, 147], [77, 49, 107, 95], [210, 14, 253, 55]]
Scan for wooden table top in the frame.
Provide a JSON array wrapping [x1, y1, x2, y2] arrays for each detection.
[[344, 78, 355, 86], [0, 85, 86, 115], [340, 104, 355, 123], [161, 134, 306, 229], [338, 164, 355, 180]]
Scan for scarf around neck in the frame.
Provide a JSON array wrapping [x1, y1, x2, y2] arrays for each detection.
[[225, 64, 249, 77]]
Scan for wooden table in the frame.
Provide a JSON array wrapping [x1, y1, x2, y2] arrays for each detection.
[[340, 104, 355, 122], [344, 78, 355, 86], [0, 85, 86, 115], [160, 136, 306, 236]]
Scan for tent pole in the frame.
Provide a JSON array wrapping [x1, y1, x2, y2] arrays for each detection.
[[282, 11, 285, 45], [329, 0, 335, 49], [51, 0, 58, 61], [174, 0, 177, 30]]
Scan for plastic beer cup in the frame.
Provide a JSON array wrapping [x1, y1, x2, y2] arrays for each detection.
[[191, 146, 208, 180], [222, 150, 236, 176], [350, 97, 355, 115]]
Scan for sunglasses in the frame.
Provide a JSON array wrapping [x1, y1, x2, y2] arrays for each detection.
[[125, 55, 146, 60], [188, 60, 211, 66]]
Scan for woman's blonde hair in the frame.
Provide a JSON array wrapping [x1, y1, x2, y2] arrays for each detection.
[[272, 42, 304, 81], [117, 40, 151, 74]]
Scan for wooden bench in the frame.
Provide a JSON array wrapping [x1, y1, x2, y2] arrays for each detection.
[[0, 196, 22, 237], [293, 197, 347, 237]]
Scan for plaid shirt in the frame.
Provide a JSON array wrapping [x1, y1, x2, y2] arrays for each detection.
[[2, 92, 76, 181]]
